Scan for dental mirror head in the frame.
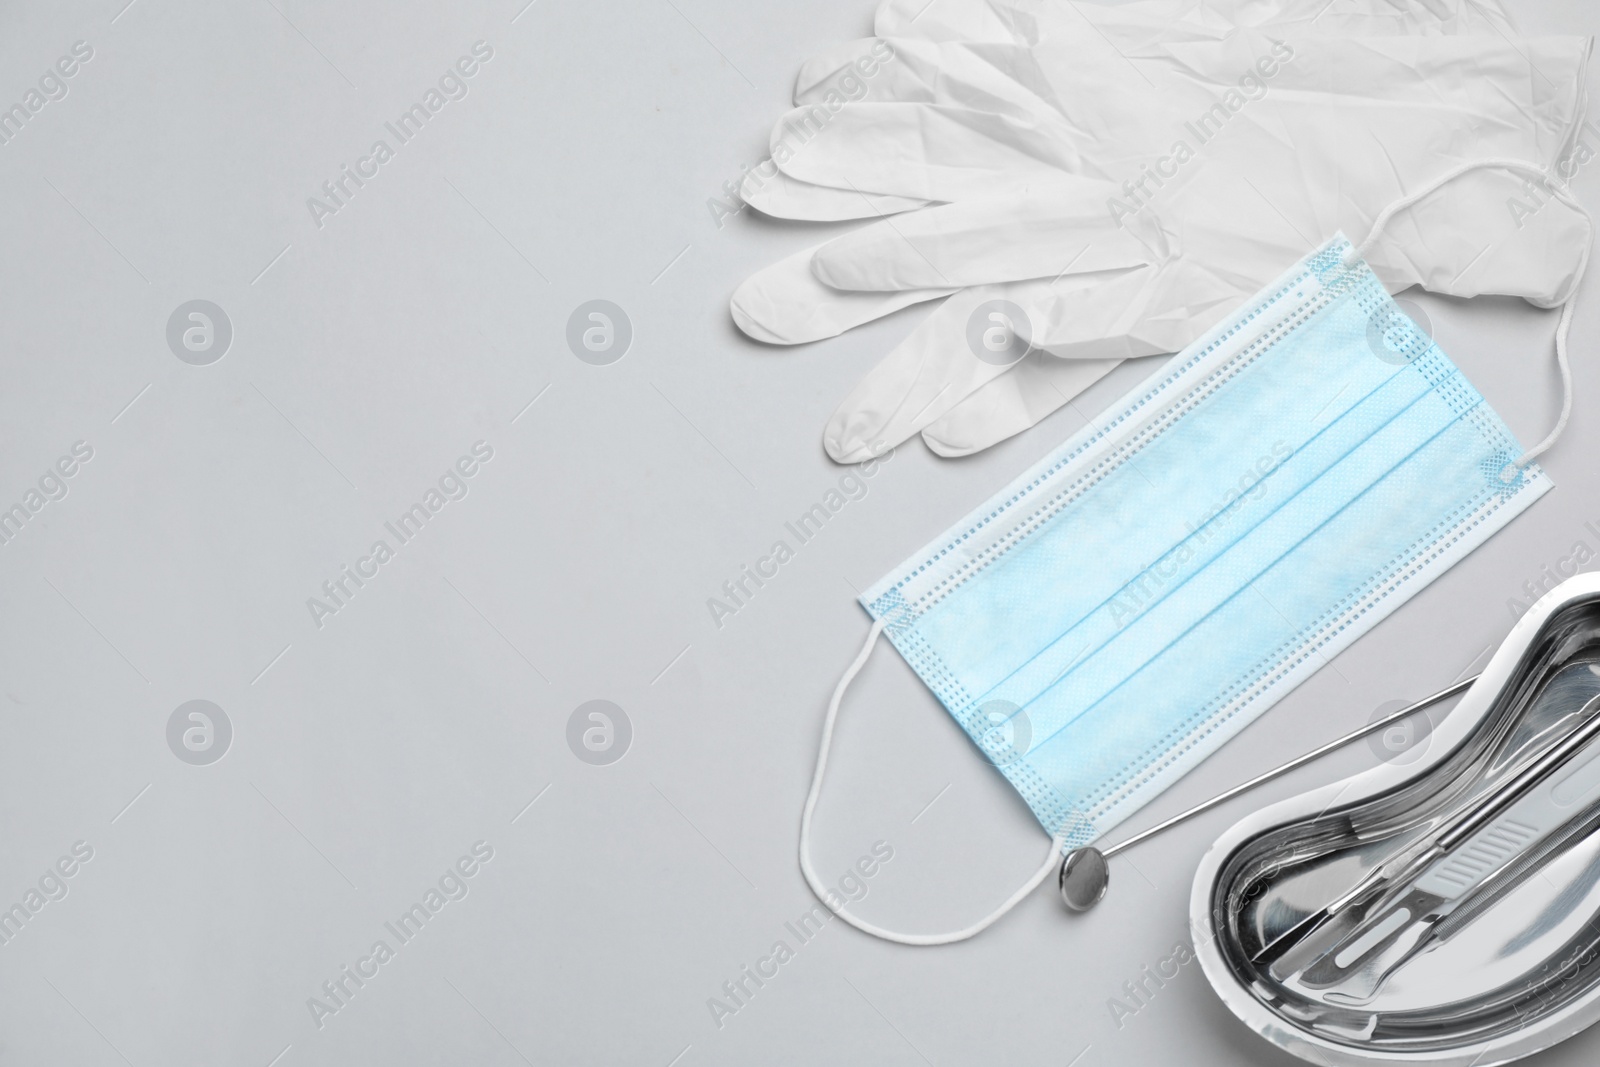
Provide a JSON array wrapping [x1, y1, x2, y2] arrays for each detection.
[[1059, 846, 1110, 911]]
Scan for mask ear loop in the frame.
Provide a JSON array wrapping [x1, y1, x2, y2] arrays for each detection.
[[1342, 157, 1593, 468], [799, 618, 1065, 945]]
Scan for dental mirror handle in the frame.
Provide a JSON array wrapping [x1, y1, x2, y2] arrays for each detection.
[[1101, 675, 1479, 860]]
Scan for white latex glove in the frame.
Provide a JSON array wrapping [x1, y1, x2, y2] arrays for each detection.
[[732, 26, 1593, 462], [744, 0, 1519, 221]]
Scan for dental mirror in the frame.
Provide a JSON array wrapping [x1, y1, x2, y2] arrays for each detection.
[[1058, 675, 1479, 912]]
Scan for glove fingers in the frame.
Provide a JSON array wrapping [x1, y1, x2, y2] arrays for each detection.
[[740, 164, 929, 221], [731, 244, 954, 345], [921, 350, 1125, 457], [811, 178, 1168, 291], [824, 285, 1037, 462]]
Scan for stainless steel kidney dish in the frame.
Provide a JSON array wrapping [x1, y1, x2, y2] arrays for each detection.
[[1193, 574, 1600, 1066]]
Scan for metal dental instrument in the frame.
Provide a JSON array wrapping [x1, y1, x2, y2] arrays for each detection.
[[1270, 691, 1600, 987], [1058, 675, 1481, 911]]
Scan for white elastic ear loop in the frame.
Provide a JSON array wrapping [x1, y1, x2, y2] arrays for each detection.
[[1343, 156, 1593, 467], [799, 617, 1063, 946]]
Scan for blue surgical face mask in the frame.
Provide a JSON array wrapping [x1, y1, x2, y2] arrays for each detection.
[[800, 234, 1554, 946]]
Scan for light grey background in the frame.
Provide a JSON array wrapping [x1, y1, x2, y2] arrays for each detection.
[[0, 1, 1595, 1064]]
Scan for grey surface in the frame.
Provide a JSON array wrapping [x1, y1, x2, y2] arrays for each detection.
[[0, 1, 1595, 1065]]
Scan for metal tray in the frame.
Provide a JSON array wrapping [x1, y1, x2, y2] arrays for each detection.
[[1193, 574, 1600, 1065]]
